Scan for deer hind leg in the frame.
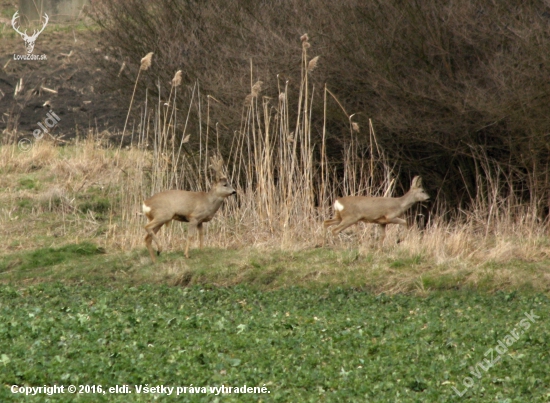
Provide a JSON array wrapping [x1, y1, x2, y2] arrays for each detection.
[[331, 217, 358, 237], [145, 220, 166, 262], [145, 233, 155, 261], [322, 214, 342, 247], [323, 217, 342, 229]]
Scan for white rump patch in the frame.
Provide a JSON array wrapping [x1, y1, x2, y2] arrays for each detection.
[[142, 203, 151, 214], [334, 200, 344, 212]]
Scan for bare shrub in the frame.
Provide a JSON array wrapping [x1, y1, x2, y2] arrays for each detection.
[[91, 0, 550, 218]]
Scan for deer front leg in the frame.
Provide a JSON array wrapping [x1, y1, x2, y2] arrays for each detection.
[[185, 220, 199, 258], [386, 217, 407, 243], [379, 224, 387, 244], [387, 217, 407, 226], [198, 223, 204, 249]]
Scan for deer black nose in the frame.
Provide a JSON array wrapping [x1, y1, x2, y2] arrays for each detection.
[[231, 190, 237, 195]]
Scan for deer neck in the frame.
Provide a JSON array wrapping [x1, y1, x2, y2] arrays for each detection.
[[206, 190, 225, 207], [397, 191, 418, 213]]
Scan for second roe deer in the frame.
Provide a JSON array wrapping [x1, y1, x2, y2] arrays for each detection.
[[142, 156, 236, 261], [323, 176, 429, 246]]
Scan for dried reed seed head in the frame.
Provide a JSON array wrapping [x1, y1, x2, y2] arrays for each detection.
[[279, 92, 286, 102], [244, 93, 253, 106], [251, 81, 263, 97], [300, 33, 309, 42], [352, 122, 360, 133], [172, 70, 182, 87], [302, 42, 311, 49], [140, 52, 153, 71], [182, 134, 191, 144], [307, 56, 320, 72]]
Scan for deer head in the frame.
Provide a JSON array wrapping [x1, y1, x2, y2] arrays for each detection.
[[12, 11, 49, 54]]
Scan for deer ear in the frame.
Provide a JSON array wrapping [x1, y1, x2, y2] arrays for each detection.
[[411, 176, 422, 188]]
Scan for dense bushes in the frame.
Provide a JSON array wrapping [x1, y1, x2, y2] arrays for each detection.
[[92, 0, 550, 216]]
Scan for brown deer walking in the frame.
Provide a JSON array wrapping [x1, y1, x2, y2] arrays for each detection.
[[323, 176, 429, 246], [142, 157, 236, 261]]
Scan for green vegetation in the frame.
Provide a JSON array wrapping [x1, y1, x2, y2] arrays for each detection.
[[17, 177, 39, 190], [78, 194, 111, 215], [0, 242, 104, 273], [0, 284, 548, 402]]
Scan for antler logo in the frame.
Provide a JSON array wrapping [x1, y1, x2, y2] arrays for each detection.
[[12, 11, 49, 54]]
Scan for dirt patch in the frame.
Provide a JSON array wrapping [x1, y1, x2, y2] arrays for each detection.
[[0, 17, 127, 141]]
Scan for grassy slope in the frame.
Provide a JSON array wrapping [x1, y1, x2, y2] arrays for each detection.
[[1, 242, 550, 295]]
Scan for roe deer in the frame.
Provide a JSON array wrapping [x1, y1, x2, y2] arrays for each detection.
[[142, 156, 236, 261], [323, 176, 429, 246]]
